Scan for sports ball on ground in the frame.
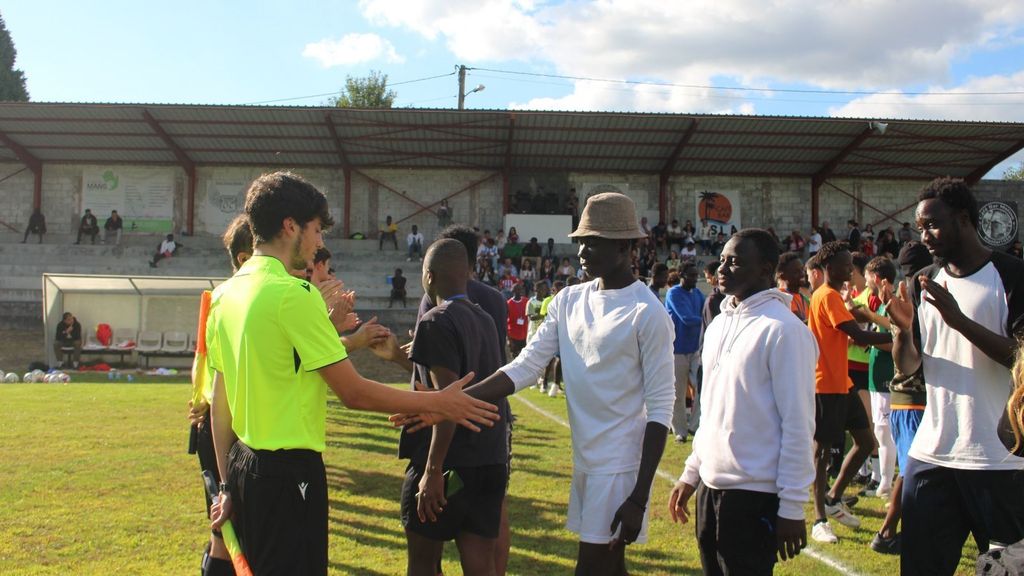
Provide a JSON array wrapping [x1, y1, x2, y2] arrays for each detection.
[[4, 372, 19, 383]]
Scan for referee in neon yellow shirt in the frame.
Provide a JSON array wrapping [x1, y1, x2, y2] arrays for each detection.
[[207, 172, 498, 574]]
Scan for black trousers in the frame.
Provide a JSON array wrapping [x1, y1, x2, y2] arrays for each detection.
[[228, 442, 328, 576], [901, 457, 1024, 576], [695, 483, 779, 576]]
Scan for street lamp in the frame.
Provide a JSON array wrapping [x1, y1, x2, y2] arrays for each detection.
[[457, 65, 485, 109]]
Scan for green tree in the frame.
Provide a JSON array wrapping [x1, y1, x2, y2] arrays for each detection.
[[1005, 160, 1024, 181], [330, 70, 396, 109], [0, 13, 28, 101]]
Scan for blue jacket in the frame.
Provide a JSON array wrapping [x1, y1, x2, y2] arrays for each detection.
[[665, 285, 704, 354]]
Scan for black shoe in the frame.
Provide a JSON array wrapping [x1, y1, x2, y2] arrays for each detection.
[[870, 532, 900, 555], [859, 479, 880, 495], [852, 473, 872, 486]]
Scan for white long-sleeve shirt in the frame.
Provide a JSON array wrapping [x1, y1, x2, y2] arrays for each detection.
[[680, 289, 818, 520], [502, 279, 675, 474]]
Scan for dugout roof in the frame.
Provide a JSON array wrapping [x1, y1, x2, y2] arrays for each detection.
[[0, 103, 1022, 182]]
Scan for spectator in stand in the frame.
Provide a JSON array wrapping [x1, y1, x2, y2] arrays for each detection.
[[22, 208, 46, 244], [667, 219, 684, 251], [789, 229, 808, 254], [711, 233, 727, 256], [497, 257, 518, 279], [389, 268, 407, 308], [640, 216, 652, 239], [539, 257, 555, 284], [103, 210, 123, 245], [863, 223, 875, 246], [479, 259, 498, 286], [680, 240, 698, 264], [862, 237, 876, 257], [149, 233, 177, 268], [522, 237, 543, 271], [543, 187, 559, 214], [666, 250, 682, 273], [496, 229, 507, 252], [379, 215, 399, 250], [436, 199, 451, 229], [567, 188, 580, 233], [652, 220, 668, 251], [478, 237, 499, 272], [876, 229, 900, 259], [519, 257, 537, 293], [530, 189, 545, 213], [1011, 240, 1024, 259], [556, 257, 575, 283], [666, 263, 704, 442], [897, 222, 914, 246], [683, 220, 696, 243], [406, 224, 424, 262], [848, 220, 862, 253], [502, 230, 524, 266], [76, 209, 99, 245], [546, 237, 556, 259], [820, 221, 837, 243], [807, 228, 821, 256], [498, 262, 519, 298], [507, 283, 529, 358], [53, 311, 82, 369], [698, 219, 713, 255]]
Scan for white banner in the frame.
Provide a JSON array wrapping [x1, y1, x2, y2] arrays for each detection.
[[695, 190, 742, 237], [82, 168, 174, 232], [203, 179, 249, 233]]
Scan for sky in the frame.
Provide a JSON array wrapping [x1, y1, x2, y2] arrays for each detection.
[[4, 0, 1024, 176]]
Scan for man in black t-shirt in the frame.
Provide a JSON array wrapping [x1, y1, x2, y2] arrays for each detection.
[[400, 239, 510, 576], [53, 312, 82, 369]]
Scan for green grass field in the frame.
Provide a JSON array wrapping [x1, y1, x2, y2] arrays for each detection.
[[0, 382, 978, 575]]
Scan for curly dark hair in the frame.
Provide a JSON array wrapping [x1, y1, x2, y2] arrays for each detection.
[[816, 240, 849, 268], [778, 251, 803, 271], [244, 172, 334, 244], [438, 224, 480, 266], [918, 177, 979, 229]]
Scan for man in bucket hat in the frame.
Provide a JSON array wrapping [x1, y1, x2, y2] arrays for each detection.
[[395, 192, 676, 576]]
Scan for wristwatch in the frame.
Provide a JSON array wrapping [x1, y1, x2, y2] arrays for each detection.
[[218, 482, 230, 495]]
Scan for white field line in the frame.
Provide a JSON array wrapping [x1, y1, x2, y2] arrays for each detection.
[[510, 394, 861, 576]]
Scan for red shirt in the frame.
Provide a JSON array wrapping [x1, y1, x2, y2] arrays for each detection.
[[507, 297, 528, 341]]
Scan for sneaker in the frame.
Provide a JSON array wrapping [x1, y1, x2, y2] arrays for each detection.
[[841, 493, 859, 508], [825, 499, 862, 529], [675, 435, 687, 443], [548, 385, 559, 398], [859, 479, 880, 495], [870, 532, 900, 555], [875, 486, 892, 500], [852, 473, 872, 486], [812, 521, 839, 544]]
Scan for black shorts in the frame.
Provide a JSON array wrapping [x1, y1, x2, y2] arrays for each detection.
[[401, 462, 508, 541], [189, 421, 220, 515], [849, 369, 869, 392], [815, 389, 870, 444], [228, 442, 328, 575]]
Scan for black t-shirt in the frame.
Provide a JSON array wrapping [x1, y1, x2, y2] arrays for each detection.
[[55, 320, 82, 343], [418, 279, 507, 361], [105, 217, 122, 231], [391, 275, 407, 293], [400, 298, 510, 467]]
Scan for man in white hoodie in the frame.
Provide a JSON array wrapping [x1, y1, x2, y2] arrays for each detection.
[[669, 228, 818, 574]]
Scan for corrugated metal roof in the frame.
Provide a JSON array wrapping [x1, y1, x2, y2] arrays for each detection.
[[0, 103, 1021, 182]]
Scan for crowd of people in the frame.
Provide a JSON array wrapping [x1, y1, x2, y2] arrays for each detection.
[[183, 172, 1024, 576]]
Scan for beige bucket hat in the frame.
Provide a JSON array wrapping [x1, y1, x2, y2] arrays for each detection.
[[568, 192, 647, 240]]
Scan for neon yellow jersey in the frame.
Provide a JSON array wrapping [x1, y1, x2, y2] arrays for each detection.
[[206, 256, 348, 452], [848, 289, 872, 365], [540, 295, 554, 317]]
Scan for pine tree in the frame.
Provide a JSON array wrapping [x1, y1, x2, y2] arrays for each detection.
[[0, 13, 29, 102]]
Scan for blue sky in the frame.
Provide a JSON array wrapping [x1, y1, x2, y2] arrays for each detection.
[[4, 1, 1024, 174]]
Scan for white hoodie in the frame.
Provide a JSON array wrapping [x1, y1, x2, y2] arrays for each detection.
[[680, 288, 818, 520]]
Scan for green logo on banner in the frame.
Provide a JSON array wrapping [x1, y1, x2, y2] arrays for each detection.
[[102, 170, 119, 190]]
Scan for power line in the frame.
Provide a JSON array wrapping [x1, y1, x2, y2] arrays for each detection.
[[469, 72, 1024, 107], [469, 66, 1024, 97], [241, 71, 457, 106]]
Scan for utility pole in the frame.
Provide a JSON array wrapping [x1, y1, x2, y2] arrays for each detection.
[[457, 64, 467, 110]]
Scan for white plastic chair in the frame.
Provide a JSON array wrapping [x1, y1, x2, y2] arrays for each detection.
[[135, 331, 163, 354], [113, 328, 138, 350], [161, 331, 188, 353]]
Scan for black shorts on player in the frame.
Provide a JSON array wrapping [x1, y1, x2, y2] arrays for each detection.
[[814, 389, 869, 444], [401, 463, 508, 541], [189, 421, 220, 515], [228, 442, 328, 575]]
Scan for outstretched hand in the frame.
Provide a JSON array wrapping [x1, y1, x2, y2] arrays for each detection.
[[920, 276, 967, 331], [880, 278, 914, 332], [390, 375, 499, 433]]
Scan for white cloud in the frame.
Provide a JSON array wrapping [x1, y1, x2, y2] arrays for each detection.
[[359, 0, 1024, 111], [302, 33, 405, 67]]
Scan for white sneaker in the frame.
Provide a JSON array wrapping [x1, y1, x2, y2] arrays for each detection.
[[875, 486, 892, 500], [812, 521, 839, 544], [548, 385, 559, 397], [825, 499, 862, 529]]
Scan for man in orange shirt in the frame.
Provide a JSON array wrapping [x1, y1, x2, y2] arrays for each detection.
[[807, 241, 891, 544]]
